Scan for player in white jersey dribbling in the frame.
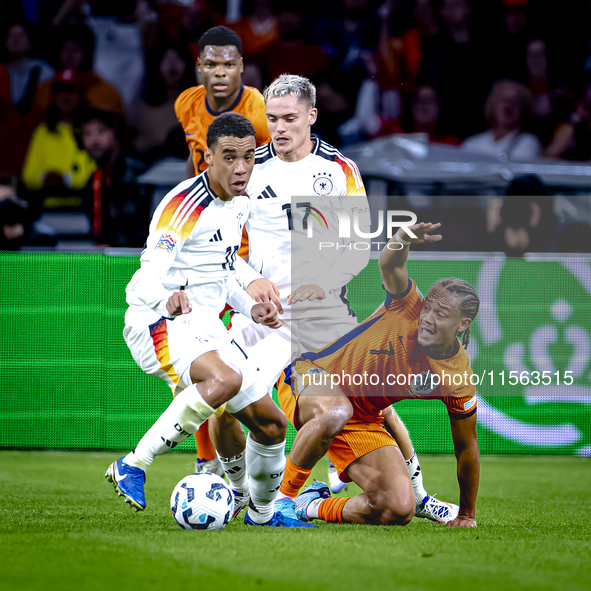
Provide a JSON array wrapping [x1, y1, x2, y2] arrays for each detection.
[[207, 75, 458, 524], [104, 112, 315, 528]]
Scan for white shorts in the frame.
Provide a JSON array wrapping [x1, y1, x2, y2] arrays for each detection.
[[123, 316, 266, 414], [228, 311, 359, 392]]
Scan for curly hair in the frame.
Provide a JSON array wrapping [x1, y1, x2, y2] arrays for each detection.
[[206, 112, 256, 149], [433, 278, 480, 349], [198, 26, 242, 56]]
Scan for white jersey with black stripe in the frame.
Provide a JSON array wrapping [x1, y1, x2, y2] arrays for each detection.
[[241, 136, 370, 320], [125, 172, 254, 329]]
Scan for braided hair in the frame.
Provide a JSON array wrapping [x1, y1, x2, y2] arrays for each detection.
[[434, 278, 480, 349]]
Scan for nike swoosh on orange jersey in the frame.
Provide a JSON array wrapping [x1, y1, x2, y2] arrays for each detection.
[[369, 341, 395, 355]]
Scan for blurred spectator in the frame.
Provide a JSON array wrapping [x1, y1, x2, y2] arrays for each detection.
[[544, 83, 591, 160], [462, 80, 540, 161], [526, 39, 552, 120], [336, 51, 382, 144], [311, 67, 354, 147], [230, 0, 279, 58], [398, 85, 461, 145], [242, 61, 264, 91], [418, 0, 494, 138], [78, 108, 148, 247], [32, 24, 124, 118], [131, 38, 196, 162], [21, 78, 96, 220], [258, 7, 332, 84], [0, 20, 53, 108], [151, 0, 213, 59], [310, 0, 376, 106], [496, 1, 530, 83], [376, 0, 439, 100], [486, 175, 557, 256], [70, 1, 146, 117], [0, 175, 56, 250], [524, 38, 574, 147], [0, 20, 54, 175]]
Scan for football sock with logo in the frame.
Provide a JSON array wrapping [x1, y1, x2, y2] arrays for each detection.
[[245, 435, 286, 524], [194, 423, 217, 462], [279, 457, 312, 498], [124, 384, 216, 471], [316, 496, 350, 523], [217, 451, 248, 493], [406, 451, 428, 506]]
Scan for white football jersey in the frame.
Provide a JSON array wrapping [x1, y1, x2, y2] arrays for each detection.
[[125, 171, 256, 329], [240, 137, 371, 320]]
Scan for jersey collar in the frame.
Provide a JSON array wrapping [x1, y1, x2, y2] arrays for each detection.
[[205, 85, 245, 116], [202, 170, 219, 200]]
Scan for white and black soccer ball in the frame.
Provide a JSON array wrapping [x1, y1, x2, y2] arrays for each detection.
[[171, 473, 234, 531]]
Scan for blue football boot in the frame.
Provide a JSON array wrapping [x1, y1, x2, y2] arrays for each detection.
[[244, 499, 317, 528], [105, 457, 146, 511], [294, 481, 331, 521]]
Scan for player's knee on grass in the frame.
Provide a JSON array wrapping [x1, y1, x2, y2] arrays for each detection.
[[367, 489, 414, 526]]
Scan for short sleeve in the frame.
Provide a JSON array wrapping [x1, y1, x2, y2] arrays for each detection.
[[383, 279, 425, 319]]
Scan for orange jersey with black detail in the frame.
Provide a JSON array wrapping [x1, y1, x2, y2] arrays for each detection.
[[175, 85, 271, 174], [289, 279, 477, 422]]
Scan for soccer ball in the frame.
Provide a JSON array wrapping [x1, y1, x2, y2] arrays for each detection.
[[170, 473, 234, 531]]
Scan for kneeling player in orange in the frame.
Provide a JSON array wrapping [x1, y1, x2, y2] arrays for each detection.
[[275, 222, 481, 527]]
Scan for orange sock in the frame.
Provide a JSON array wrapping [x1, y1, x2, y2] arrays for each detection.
[[318, 497, 350, 523], [194, 420, 217, 462], [279, 458, 312, 497]]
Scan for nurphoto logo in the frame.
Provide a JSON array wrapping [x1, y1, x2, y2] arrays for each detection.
[[306, 208, 418, 240]]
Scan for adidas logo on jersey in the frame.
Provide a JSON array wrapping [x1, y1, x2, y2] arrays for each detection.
[[256, 185, 277, 199], [209, 229, 222, 242]]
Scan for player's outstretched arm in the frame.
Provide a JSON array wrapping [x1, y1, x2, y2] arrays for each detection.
[[448, 413, 480, 527], [379, 222, 442, 295]]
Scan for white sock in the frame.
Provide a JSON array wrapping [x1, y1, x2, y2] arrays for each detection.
[[306, 497, 323, 520], [124, 384, 216, 471], [217, 451, 248, 493], [245, 435, 286, 524], [405, 451, 428, 506]]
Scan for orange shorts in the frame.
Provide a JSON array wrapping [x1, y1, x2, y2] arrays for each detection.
[[277, 368, 397, 483]]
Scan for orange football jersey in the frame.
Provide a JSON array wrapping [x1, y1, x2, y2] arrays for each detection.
[[289, 280, 477, 423], [175, 85, 271, 174]]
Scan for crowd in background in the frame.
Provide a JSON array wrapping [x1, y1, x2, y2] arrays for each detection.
[[1, 0, 591, 251]]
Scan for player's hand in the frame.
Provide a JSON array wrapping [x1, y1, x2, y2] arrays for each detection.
[[446, 515, 477, 528], [247, 278, 283, 314], [251, 302, 282, 329], [398, 222, 442, 245], [166, 291, 192, 316], [288, 284, 326, 305]]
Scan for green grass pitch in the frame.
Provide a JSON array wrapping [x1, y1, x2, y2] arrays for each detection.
[[1, 451, 590, 591]]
